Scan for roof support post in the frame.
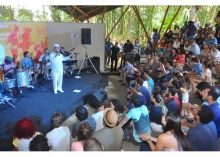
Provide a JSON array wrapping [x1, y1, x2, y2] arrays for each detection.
[[132, 6, 153, 48], [158, 6, 182, 45], [106, 6, 129, 39]]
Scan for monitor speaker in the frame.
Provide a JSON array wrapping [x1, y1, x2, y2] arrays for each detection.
[[81, 28, 91, 45], [88, 88, 108, 109]]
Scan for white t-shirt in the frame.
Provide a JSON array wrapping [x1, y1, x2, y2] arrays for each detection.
[[91, 110, 104, 132], [201, 68, 212, 82], [143, 80, 152, 96], [46, 126, 71, 151], [173, 41, 180, 49], [211, 49, 220, 62]]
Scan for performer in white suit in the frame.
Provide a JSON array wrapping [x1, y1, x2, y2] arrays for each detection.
[[50, 44, 73, 94]]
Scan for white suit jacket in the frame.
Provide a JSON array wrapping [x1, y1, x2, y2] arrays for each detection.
[[50, 52, 70, 73]]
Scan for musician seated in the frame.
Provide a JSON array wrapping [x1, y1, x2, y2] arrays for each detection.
[[21, 51, 40, 84], [39, 48, 51, 80], [3, 56, 15, 79]]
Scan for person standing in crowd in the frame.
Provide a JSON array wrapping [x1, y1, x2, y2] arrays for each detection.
[[106, 38, 114, 66], [50, 44, 73, 94], [110, 42, 120, 72], [29, 135, 50, 151], [83, 138, 104, 151]]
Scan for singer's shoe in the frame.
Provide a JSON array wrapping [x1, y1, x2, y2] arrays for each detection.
[[54, 90, 57, 94], [58, 89, 64, 93]]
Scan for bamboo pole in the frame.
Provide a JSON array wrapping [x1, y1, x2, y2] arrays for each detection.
[[132, 6, 153, 48], [106, 6, 129, 39], [158, 6, 170, 36], [102, 6, 107, 23], [158, 6, 182, 45]]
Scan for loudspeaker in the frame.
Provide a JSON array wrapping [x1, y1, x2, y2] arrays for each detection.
[[81, 28, 91, 45], [88, 88, 108, 109], [87, 56, 100, 73]]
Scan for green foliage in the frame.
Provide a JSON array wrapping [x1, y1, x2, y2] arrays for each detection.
[[17, 8, 34, 21]]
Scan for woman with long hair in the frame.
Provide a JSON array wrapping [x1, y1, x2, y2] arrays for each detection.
[[13, 117, 41, 151], [109, 99, 126, 123], [71, 122, 93, 151], [140, 112, 192, 151], [189, 61, 212, 94], [199, 42, 211, 63]]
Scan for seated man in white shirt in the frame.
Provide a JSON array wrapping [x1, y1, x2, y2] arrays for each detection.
[[39, 48, 51, 80], [118, 59, 134, 86], [209, 44, 220, 78]]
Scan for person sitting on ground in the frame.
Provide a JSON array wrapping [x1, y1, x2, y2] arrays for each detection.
[[140, 111, 192, 151], [144, 54, 154, 68], [29, 134, 50, 151], [83, 138, 104, 151], [149, 93, 168, 133], [89, 96, 105, 132], [209, 44, 220, 78], [71, 122, 94, 151], [202, 86, 220, 137], [118, 59, 134, 86], [188, 39, 200, 56], [143, 69, 155, 94], [12, 118, 42, 151], [186, 105, 218, 151], [173, 48, 185, 68], [196, 33, 206, 49], [169, 47, 178, 60], [164, 87, 181, 115], [184, 40, 190, 51], [189, 61, 212, 94], [198, 42, 211, 63], [46, 112, 71, 151], [147, 55, 160, 81], [172, 38, 180, 49], [72, 106, 96, 139], [157, 59, 174, 91], [158, 38, 168, 56], [109, 99, 126, 123], [118, 94, 151, 146], [92, 108, 124, 151], [183, 57, 202, 82], [205, 34, 218, 46]]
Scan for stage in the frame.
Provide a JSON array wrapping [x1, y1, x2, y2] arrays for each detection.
[[0, 72, 108, 151]]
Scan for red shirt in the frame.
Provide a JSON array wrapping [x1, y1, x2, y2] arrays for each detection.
[[174, 54, 185, 64]]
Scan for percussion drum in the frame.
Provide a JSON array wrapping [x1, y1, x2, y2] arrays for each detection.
[[17, 70, 30, 87], [3, 78, 16, 89]]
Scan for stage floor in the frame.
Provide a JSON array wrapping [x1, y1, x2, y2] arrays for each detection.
[[0, 72, 108, 151]]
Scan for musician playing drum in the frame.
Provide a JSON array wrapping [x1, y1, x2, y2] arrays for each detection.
[[50, 44, 73, 94], [39, 48, 51, 80], [2, 56, 15, 79], [21, 51, 40, 84]]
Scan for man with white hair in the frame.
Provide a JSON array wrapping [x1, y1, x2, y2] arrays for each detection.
[[50, 44, 73, 94], [205, 34, 218, 46]]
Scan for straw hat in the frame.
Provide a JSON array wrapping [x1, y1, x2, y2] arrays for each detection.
[[103, 108, 118, 127]]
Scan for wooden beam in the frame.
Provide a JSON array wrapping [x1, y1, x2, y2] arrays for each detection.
[[74, 6, 88, 17], [132, 6, 153, 48], [106, 6, 129, 39], [66, 6, 74, 17], [74, 6, 103, 21], [158, 6, 182, 45], [158, 6, 170, 35], [102, 6, 108, 23]]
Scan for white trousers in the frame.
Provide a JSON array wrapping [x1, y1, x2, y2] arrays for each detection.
[[52, 71, 63, 92]]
